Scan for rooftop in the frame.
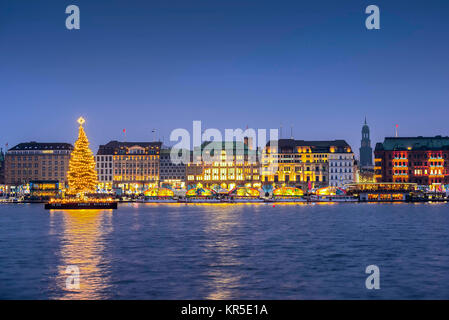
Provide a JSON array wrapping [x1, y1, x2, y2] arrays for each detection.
[[266, 139, 352, 153], [97, 141, 162, 155], [8, 142, 73, 151], [375, 136, 449, 151], [193, 141, 259, 156]]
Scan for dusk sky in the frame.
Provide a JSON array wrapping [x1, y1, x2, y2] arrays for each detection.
[[1, 0, 449, 155]]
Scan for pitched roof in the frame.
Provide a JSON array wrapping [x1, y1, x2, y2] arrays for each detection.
[[266, 139, 351, 153], [190, 141, 259, 160], [8, 142, 73, 151], [375, 136, 449, 151], [97, 140, 162, 155]]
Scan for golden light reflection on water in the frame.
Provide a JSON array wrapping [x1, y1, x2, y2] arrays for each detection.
[[201, 205, 243, 300], [50, 209, 113, 299], [46, 202, 339, 299], [198, 202, 337, 299]]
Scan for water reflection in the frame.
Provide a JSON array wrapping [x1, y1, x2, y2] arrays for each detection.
[[202, 205, 243, 299], [51, 210, 113, 299]]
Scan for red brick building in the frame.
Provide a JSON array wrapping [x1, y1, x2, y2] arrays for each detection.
[[374, 136, 449, 185]]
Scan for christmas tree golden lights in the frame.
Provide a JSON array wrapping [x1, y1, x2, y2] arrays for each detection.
[[45, 117, 116, 209], [67, 117, 98, 197]]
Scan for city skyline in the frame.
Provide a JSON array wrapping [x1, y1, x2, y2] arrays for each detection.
[[2, 0, 449, 153], [1, 118, 448, 157], [2, 1, 449, 302]]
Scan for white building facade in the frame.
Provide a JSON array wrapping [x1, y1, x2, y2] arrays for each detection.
[[328, 152, 355, 187], [95, 154, 114, 191]]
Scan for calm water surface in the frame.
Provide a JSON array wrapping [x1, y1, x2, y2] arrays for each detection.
[[0, 202, 449, 299]]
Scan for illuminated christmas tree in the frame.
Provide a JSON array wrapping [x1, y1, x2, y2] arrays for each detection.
[[67, 117, 98, 196]]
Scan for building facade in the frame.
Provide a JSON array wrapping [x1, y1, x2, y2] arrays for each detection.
[[329, 149, 356, 187], [262, 139, 355, 190], [95, 154, 114, 191], [96, 141, 161, 193], [159, 148, 186, 188], [374, 136, 449, 185], [0, 148, 4, 186], [359, 118, 373, 169], [186, 141, 261, 190], [4, 142, 73, 188]]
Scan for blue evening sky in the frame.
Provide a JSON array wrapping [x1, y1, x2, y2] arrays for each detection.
[[1, 0, 449, 156]]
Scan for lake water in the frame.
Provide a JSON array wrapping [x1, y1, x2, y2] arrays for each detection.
[[0, 202, 449, 299]]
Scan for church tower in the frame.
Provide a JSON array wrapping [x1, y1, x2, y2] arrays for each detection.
[[359, 117, 373, 168]]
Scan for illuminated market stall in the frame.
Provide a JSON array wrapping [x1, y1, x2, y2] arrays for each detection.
[[144, 188, 175, 199], [272, 186, 305, 202], [228, 187, 259, 198], [226, 187, 261, 203], [29, 180, 60, 200], [185, 187, 218, 202], [309, 186, 357, 202]]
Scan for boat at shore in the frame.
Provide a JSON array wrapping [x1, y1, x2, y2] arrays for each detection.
[[307, 195, 358, 202], [138, 197, 178, 203], [185, 197, 221, 203], [0, 197, 21, 203], [269, 198, 307, 203], [346, 183, 417, 202], [224, 198, 265, 203], [45, 201, 117, 210]]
